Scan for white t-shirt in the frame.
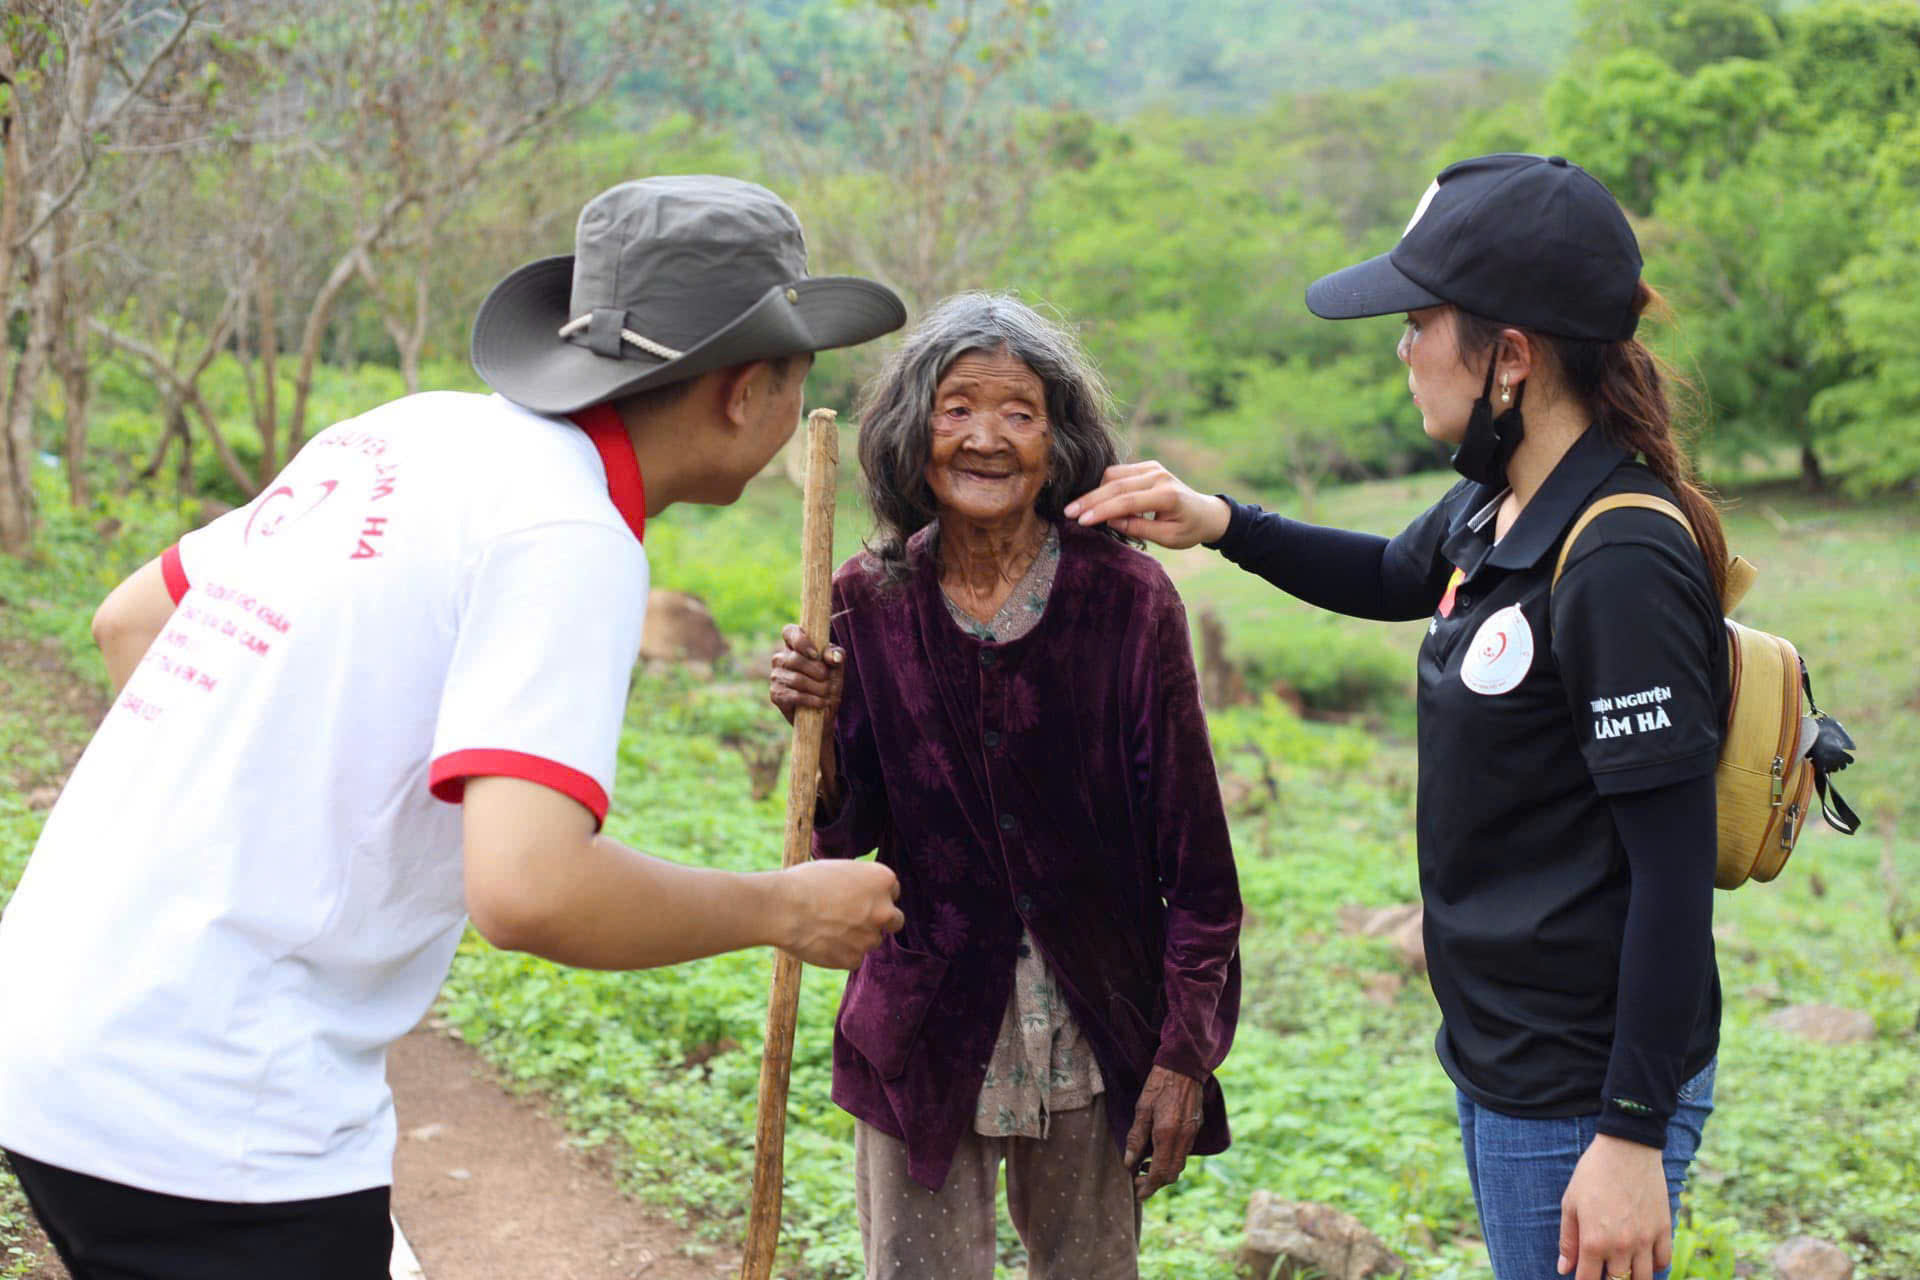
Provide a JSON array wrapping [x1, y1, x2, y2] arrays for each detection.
[[0, 392, 650, 1202]]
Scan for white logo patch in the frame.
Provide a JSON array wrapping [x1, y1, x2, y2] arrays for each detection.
[[1460, 604, 1534, 695], [1403, 180, 1442, 236]]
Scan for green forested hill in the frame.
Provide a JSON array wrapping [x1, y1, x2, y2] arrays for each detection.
[[636, 0, 1576, 124], [1040, 0, 1576, 109]]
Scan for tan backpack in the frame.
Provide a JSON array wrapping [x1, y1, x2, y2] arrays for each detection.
[[1553, 494, 1860, 889]]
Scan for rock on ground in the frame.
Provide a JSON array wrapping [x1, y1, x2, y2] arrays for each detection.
[[1765, 1004, 1877, 1044], [1338, 904, 1418, 938], [640, 590, 728, 664], [1241, 1192, 1407, 1279], [1769, 1235, 1855, 1280], [1336, 904, 1426, 977]]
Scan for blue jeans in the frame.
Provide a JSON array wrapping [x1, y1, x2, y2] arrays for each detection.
[[1456, 1060, 1715, 1280]]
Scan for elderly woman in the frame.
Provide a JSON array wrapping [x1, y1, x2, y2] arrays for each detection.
[[768, 293, 1240, 1279]]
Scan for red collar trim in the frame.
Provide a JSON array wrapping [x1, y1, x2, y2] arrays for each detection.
[[571, 403, 646, 543]]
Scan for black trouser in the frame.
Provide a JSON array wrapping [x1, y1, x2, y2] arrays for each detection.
[[3, 1150, 391, 1280]]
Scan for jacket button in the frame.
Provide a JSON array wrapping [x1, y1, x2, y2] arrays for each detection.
[[979, 651, 997, 668], [998, 812, 1015, 831], [1015, 893, 1034, 914], [984, 730, 1001, 748]]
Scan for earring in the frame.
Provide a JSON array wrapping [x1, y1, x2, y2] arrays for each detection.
[[1500, 375, 1512, 406]]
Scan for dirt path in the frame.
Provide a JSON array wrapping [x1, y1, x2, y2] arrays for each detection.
[[2, 611, 733, 1280], [389, 1022, 732, 1280]]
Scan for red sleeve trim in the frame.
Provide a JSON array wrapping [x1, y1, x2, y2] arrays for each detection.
[[160, 544, 190, 604], [429, 749, 610, 828]]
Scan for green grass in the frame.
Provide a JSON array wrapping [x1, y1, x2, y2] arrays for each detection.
[[438, 469, 1920, 1276], [1, 465, 1914, 1277]]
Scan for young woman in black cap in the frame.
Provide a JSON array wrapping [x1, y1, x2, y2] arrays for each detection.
[[1068, 154, 1723, 1280]]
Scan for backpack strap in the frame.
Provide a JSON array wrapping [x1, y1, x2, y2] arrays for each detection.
[[1551, 492, 1757, 613], [1551, 493, 1695, 589]]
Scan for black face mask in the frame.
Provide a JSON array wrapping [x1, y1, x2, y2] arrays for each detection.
[[1451, 354, 1526, 487]]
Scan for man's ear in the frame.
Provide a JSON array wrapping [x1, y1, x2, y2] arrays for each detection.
[[719, 360, 770, 429]]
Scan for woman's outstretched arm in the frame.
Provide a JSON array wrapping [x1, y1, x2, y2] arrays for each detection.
[[1067, 461, 1453, 621]]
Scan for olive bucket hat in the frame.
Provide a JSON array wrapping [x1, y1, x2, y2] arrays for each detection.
[[471, 175, 907, 415]]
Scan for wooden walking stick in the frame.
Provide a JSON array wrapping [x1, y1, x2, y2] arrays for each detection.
[[741, 407, 839, 1280]]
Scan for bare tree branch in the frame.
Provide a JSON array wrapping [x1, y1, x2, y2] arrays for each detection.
[[90, 306, 256, 494]]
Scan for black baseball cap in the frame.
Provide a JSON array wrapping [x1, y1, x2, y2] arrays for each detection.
[[1305, 153, 1643, 342]]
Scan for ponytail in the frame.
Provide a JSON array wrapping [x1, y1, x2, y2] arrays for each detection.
[[1454, 284, 1730, 604]]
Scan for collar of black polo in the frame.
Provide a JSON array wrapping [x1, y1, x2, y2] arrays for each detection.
[[1442, 426, 1630, 572]]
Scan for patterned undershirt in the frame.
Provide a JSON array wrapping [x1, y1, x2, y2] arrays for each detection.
[[939, 524, 1106, 1138]]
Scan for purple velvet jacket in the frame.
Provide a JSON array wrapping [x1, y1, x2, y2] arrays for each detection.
[[815, 519, 1241, 1190]]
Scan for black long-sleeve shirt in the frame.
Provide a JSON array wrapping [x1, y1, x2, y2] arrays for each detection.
[[1207, 461, 1720, 1146]]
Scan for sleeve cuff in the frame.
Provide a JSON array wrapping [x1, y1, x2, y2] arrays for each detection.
[[1588, 744, 1720, 796], [1151, 1041, 1214, 1084], [160, 544, 190, 604], [430, 749, 610, 828], [1596, 1099, 1669, 1148], [1202, 495, 1258, 555]]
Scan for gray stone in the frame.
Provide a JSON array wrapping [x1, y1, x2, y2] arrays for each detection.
[[1335, 904, 1426, 975], [1337, 904, 1420, 939], [1360, 972, 1405, 1005], [1241, 1192, 1406, 1280], [639, 589, 728, 664], [1769, 1235, 1854, 1280], [1765, 1004, 1876, 1045], [1389, 910, 1427, 975]]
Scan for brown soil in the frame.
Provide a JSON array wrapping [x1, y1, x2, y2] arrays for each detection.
[[389, 1022, 733, 1280], [2, 606, 735, 1280]]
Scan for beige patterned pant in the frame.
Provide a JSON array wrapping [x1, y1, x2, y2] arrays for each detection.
[[853, 1097, 1141, 1279]]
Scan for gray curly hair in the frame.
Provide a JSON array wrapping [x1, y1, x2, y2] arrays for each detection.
[[855, 292, 1130, 579]]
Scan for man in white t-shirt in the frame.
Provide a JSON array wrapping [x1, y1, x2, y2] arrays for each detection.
[[0, 176, 907, 1278]]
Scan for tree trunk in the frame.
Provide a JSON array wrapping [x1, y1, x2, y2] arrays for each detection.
[[63, 340, 90, 508], [175, 408, 195, 498], [1, 254, 59, 552], [92, 306, 256, 497], [1800, 442, 1826, 493], [396, 260, 430, 395], [289, 241, 376, 455], [256, 261, 279, 479], [49, 201, 91, 509], [0, 50, 32, 552]]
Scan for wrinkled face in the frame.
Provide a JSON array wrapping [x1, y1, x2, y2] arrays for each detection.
[[924, 348, 1051, 527], [1398, 305, 1484, 445]]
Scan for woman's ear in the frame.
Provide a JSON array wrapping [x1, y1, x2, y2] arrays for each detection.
[[1497, 327, 1535, 389]]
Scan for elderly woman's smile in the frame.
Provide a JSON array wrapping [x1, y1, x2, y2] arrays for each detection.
[[924, 349, 1052, 527], [769, 294, 1241, 1265]]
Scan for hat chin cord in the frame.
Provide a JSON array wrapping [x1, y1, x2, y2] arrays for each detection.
[[558, 312, 685, 362]]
